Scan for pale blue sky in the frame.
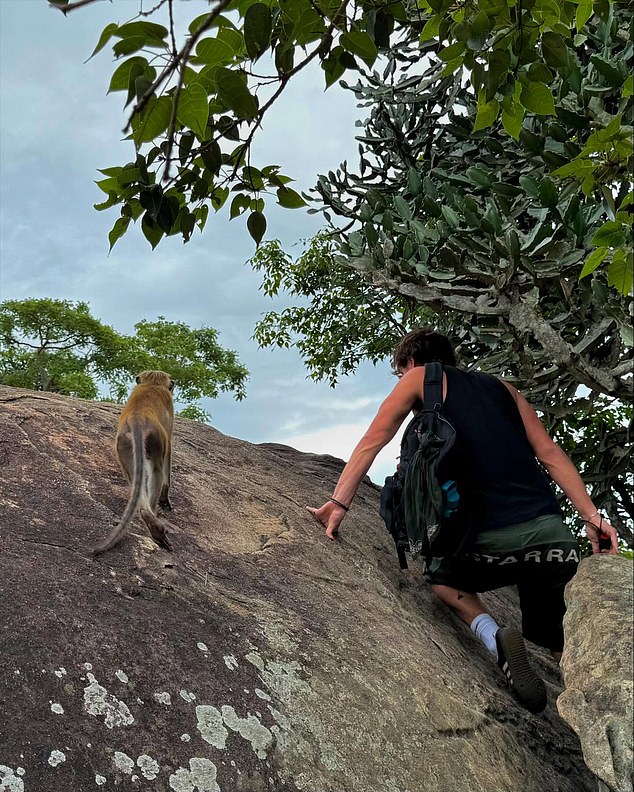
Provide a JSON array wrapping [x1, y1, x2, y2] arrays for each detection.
[[0, 0, 403, 483]]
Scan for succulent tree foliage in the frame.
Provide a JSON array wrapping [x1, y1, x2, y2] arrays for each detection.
[[311, 45, 632, 540]]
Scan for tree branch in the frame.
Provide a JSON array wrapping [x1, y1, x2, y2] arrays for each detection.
[[49, 0, 105, 14], [124, 0, 234, 135]]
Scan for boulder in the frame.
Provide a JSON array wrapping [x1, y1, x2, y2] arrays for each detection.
[[0, 385, 598, 792], [558, 555, 633, 792]]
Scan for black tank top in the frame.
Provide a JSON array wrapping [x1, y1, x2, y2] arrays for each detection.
[[438, 366, 561, 529]]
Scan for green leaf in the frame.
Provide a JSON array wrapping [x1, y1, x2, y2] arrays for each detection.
[[592, 221, 626, 248], [579, 247, 607, 279], [244, 3, 272, 61], [407, 167, 422, 196], [276, 187, 306, 209], [541, 32, 568, 68], [501, 104, 524, 139], [473, 90, 499, 131], [539, 177, 558, 209], [230, 193, 250, 219], [623, 75, 634, 98], [194, 204, 209, 230], [551, 159, 595, 178], [519, 175, 540, 198], [190, 12, 227, 36], [113, 37, 147, 58], [393, 195, 412, 220], [607, 250, 633, 295], [108, 216, 130, 252], [134, 75, 153, 103], [141, 214, 163, 249], [132, 95, 172, 145], [108, 57, 149, 93], [215, 67, 258, 120], [441, 205, 460, 228], [94, 192, 120, 211], [466, 166, 492, 188], [115, 21, 168, 41], [527, 62, 554, 84], [275, 44, 294, 75], [155, 195, 180, 234], [89, 22, 119, 60], [420, 15, 441, 41], [438, 42, 465, 62], [575, 1, 593, 30], [247, 211, 267, 245], [340, 31, 378, 63], [179, 131, 195, 165], [467, 11, 491, 50], [139, 185, 163, 220], [176, 84, 209, 139], [195, 37, 235, 66], [201, 141, 222, 175], [519, 82, 556, 115], [590, 55, 625, 87]]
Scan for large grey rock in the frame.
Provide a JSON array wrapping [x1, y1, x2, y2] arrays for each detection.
[[0, 385, 597, 792], [558, 555, 634, 792]]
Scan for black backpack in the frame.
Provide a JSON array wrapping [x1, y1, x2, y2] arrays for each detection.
[[379, 362, 472, 569]]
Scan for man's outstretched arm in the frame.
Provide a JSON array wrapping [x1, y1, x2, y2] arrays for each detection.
[[504, 383, 619, 554]]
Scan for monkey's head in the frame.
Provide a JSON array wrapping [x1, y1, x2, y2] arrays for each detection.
[[136, 371, 175, 391]]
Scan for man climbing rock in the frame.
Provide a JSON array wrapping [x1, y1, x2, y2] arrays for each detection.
[[308, 327, 619, 712]]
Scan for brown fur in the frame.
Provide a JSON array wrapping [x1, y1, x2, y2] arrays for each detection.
[[92, 371, 175, 556]]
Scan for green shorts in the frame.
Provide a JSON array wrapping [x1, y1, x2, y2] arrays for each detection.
[[425, 515, 580, 651]]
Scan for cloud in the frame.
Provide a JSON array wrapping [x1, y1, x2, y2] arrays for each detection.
[[277, 422, 403, 486]]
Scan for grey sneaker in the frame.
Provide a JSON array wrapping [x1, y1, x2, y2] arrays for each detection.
[[496, 627, 547, 713]]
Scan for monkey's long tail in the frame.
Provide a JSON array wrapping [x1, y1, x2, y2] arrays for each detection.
[[92, 422, 145, 556]]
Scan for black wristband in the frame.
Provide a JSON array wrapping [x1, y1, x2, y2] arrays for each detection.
[[329, 497, 349, 512]]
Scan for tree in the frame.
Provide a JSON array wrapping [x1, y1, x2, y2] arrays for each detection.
[[49, 0, 632, 290], [251, 235, 434, 384], [0, 299, 248, 416]]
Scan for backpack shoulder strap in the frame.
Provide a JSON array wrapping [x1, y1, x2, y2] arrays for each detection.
[[423, 362, 443, 411]]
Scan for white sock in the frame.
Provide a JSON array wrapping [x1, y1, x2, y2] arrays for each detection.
[[470, 613, 500, 659]]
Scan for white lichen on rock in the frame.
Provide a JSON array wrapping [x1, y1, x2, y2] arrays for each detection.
[[196, 705, 228, 749], [197, 642, 209, 652], [221, 705, 274, 760], [180, 689, 197, 703], [47, 751, 66, 767], [83, 673, 134, 728], [223, 655, 238, 671], [115, 670, 129, 684], [137, 755, 160, 780], [255, 688, 271, 701], [0, 765, 25, 792], [169, 758, 220, 792], [181, 734, 191, 742], [50, 702, 64, 715], [113, 752, 135, 774], [54, 668, 67, 678], [154, 691, 172, 705], [95, 775, 106, 786]]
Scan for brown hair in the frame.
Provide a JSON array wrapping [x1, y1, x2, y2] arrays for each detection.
[[392, 327, 456, 371]]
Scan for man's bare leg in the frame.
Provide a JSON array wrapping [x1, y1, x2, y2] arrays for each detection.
[[431, 584, 487, 624]]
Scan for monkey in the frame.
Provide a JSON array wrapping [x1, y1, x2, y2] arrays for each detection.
[[92, 370, 175, 556]]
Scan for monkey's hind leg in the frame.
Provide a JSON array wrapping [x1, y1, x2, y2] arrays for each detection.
[[139, 509, 173, 552], [158, 439, 172, 511]]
